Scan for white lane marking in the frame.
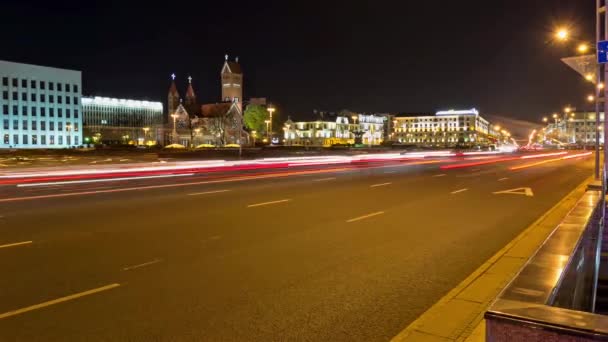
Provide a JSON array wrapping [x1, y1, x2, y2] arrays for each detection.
[[0, 283, 120, 320], [347, 211, 385, 223], [313, 177, 336, 182], [247, 199, 291, 208], [17, 174, 195, 188], [450, 188, 468, 194], [188, 189, 231, 196], [498, 177, 509, 181], [0, 241, 33, 249], [471, 168, 480, 172], [432, 174, 447, 177], [493, 187, 534, 197], [384, 171, 397, 174], [370, 182, 392, 188], [123, 258, 163, 271]]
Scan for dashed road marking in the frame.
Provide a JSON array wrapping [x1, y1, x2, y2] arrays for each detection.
[[0, 283, 120, 320], [498, 177, 509, 181], [347, 211, 385, 223], [247, 199, 291, 208], [188, 189, 231, 196], [370, 182, 392, 188], [313, 177, 336, 182], [450, 188, 468, 194], [123, 258, 163, 271], [432, 174, 447, 177], [0, 241, 32, 249]]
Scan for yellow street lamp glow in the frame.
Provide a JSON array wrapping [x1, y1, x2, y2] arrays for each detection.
[[585, 73, 594, 81], [578, 43, 589, 53], [494, 125, 501, 131], [542, 117, 548, 122], [588, 95, 595, 102], [564, 106, 571, 113], [599, 82, 605, 90], [555, 28, 569, 41], [552, 113, 558, 118]]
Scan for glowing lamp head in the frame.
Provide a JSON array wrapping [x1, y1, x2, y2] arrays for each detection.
[[543, 117, 548, 122], [555, 28, 569, 41], [552, 113, 558, 118], [599, 83, 605, 90], [588, 95, 595, 102], [585, 74, 594, 81], [578, 44, 589, 53]]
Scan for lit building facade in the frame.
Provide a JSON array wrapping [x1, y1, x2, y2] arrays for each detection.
[[82, 96, 163, 145], [283, 113, 387, 146], [0, 60, 82, 148], [545, 111, 605, 145], [393, 109, 492, 147]]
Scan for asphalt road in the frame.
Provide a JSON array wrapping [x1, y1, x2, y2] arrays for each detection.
[[0, 152, 594, 341]]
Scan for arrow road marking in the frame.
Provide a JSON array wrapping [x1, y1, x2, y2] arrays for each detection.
[[493, 187, 534, 197]]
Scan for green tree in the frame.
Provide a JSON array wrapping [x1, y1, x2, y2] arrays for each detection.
[[244, 104, 268, 132]]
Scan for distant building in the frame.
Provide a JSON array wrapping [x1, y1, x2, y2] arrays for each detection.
[[81, 96, 163, 145], [282, 113, 387, 146], [0, 60, 83, 148], [393, 109, 493, 147], [165, 55, 246, 147], [221, 55, 243, 111], [546, 111, 605, 145]]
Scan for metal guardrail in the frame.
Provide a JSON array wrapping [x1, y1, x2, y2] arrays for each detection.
[[485, 190, 605, 341]]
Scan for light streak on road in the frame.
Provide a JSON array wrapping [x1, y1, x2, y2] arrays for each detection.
[[510, 152, 592, 171]]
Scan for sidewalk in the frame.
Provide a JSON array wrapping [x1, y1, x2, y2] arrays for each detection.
[[391, 176, 594, 342]]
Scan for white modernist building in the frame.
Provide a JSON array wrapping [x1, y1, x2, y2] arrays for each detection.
[[82, 96, 163, 144], [0, 60, 82, 148]]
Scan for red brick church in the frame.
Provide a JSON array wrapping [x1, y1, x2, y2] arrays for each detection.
[[164, 55, 248, 147]]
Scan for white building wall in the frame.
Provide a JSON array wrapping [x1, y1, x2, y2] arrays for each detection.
[[0, 60, 82, 148]]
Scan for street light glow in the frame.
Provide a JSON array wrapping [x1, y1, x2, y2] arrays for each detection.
[[578, 43, 589, 53], [542, 117, 548, 123], [555, 28, 569, 41], [588, 95, 595, 102], [564, 106, 571, 113], [585, 73, 594, 81], [599, 82, 605, 90]]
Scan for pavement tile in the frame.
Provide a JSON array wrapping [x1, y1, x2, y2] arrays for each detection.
[[504, 229, 552, 258], [455, 273, 510, 304], [415, 298, 481, 339], [485, 256, 525, 277], [462, 320, 485, 342], [401, 331, 453, 342]]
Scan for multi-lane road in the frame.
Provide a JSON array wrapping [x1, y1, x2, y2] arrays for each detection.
[[0, 151, 594, 341]]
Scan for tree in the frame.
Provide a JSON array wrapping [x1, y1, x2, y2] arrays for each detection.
[[244, 104, 268, 133]]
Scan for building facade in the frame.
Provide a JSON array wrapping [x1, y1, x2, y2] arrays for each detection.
[[0, 60, 82, 148], [82, 96, 163, 145], [221, 55, 243, 110], [545, 111, 605, 145], [283, 113, 387, 146], [393, 109, 492, 147]]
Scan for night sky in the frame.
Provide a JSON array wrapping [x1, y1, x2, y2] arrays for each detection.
[[0, 0, 597, 127]]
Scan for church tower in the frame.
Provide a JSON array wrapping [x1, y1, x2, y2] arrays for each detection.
[[221, 55, 243, 110], [184, 76, 198, 116], [168, 73, 180, 118]]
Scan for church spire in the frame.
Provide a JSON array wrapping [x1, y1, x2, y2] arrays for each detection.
[[185, 75, 198, 116], [168, 73, 180, 117]]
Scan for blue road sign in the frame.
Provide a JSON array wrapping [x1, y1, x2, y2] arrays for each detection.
[[598, 41, 608, 64]]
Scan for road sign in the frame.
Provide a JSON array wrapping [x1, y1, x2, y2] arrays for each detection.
[[598, 41, 608, 64]]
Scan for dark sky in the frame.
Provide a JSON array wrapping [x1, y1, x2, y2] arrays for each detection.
[[0, 0, 597, 125]]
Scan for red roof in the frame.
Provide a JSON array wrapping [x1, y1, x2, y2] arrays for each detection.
[[169, 80, 179, 95], [186, 83, 196, 98], [201, 103, 233, 117]]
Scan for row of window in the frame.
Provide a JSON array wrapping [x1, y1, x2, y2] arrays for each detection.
[[2, 105, 79, 118], [2, 119, 78, 131], [1, 77, 78, 93], [2, 134, 78, 146], [2, 91, 79, 104]]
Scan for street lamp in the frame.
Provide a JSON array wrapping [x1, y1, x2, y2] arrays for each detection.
[[251, 130, 257, 146], [267, 105, 275, 137], [588, 95, 595, 102], [171, 113, 178, 144], [194, 127, 201, 146], [542, 117, 548, 123], [142, 127, 149, 145], [578, 43, 590, 53], [555, 27, 569, 41], [264, 119, 271, 142]]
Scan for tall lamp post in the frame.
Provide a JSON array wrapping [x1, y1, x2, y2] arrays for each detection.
[[171, 113, 178, 144], [265, 120, 271, 143], [143, 127, 149, 145], [267, 105, 275, 143]]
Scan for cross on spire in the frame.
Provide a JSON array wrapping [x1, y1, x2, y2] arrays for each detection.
[[171, 73, 176, 80], [188, 76, 192, 84]]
